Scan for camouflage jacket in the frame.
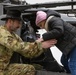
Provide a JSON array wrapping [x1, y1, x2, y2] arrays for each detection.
[[0, 25, 43, 70]]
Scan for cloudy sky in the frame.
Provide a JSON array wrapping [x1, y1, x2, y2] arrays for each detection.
[[25, 0, 73, 4], [25, 0, 76, 10]]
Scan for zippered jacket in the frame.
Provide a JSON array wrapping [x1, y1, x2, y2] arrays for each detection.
[[42, 10, 76, 55]]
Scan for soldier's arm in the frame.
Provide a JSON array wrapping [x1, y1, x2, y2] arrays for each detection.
[[0, 34, 44, 58]]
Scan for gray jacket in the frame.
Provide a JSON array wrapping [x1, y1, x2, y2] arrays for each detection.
[[42, 10, 76, 56]]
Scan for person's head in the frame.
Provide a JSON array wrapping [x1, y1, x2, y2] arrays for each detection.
[[1, 10, 22, 32], [35, 11, 47, 29]]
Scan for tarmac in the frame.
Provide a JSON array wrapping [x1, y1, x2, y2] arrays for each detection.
[[36, 70, 71, 75]]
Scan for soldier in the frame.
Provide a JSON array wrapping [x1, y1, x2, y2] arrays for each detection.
[[0, 9, 57, 75]]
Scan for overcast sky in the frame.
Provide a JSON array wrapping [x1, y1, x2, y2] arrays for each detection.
[[26, 0, 72, 4], [25, 0, 76, 10]]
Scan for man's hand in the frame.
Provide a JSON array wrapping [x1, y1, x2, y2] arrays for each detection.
[[41, 39, 57, 48], [36, 38, 44, 42]]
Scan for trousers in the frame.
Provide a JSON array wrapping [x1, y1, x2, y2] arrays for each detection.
[[68, 47, 76, 75], [61, 54, 70, 73], [3, 64, 35, 75]]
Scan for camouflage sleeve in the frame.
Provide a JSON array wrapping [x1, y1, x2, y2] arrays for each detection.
[[0, 33, 44, 58]]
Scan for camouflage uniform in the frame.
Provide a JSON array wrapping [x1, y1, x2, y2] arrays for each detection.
[[0, 25, 44, 75]]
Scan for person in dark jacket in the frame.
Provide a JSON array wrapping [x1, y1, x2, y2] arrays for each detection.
[[35, 10, 76, 75], [61, 53, 70, 73]]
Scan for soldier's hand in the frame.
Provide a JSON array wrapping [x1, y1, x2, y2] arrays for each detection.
[[36, 38, 44, 42], [41, 39, 57, 48]]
